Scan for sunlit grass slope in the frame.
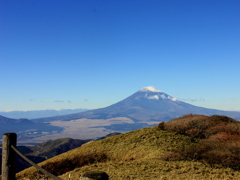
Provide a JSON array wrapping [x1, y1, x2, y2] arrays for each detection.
[[17, 125, 240, 180]]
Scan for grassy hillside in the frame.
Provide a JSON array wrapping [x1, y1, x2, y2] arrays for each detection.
[[16, 115, 240, 180]]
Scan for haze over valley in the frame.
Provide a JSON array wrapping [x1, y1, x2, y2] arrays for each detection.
[[0, 108, 88, 119], [1, 87, 240, 144]]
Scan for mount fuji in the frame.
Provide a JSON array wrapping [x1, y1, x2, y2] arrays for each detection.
[[35, 86, 240, 123], [10, 86, 239, 142]]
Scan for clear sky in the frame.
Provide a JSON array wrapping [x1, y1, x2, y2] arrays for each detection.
[[1, 0, 240, 112]]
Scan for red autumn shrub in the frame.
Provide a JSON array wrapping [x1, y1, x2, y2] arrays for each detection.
[[204, 125, 232, 138], [161, 114, 209, 135], [160, 114, 240, 169], [185, 128, 202, 139], [209, 132, 240, 142], [201, 150, 240, 168]]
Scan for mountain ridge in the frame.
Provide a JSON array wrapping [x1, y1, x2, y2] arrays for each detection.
[[0, 115, 63, 143], [0, 108, 88, 119], [33, 86, 240, 122]]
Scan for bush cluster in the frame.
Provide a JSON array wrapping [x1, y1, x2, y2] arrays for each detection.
[[158, 114, 240, 169]]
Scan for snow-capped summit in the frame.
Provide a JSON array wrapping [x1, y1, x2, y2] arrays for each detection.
[[139, 86, 162, 92], [137, 86, 178, 101]]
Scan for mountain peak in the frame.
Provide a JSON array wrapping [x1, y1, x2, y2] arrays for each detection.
[[139, 86, 162, 93]]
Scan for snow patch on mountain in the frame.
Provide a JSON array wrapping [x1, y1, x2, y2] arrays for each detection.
[[145, 94, 178, 101], [139, 86, 162, 92], [147, 95, 160, 100]]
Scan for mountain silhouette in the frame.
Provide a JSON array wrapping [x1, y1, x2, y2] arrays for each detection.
[[34, 86, 240, 122], [0, 115, 63, 142]]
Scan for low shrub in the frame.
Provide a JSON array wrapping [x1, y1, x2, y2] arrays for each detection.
[[159, 152, 182, 161], [161, 114, 210, 136], [159, 114, 240, 139], [201, 149, 240, 169], [159, 115, 240, 170], [157, 122, 165, 130]]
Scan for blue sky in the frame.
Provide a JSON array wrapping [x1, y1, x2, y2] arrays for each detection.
[[0, 0, 240, 111]]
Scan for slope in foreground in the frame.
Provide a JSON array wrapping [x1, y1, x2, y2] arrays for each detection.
[[17, 115, 240, 180]]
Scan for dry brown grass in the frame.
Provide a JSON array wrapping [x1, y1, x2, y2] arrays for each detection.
[[16, 116, 240, 179]]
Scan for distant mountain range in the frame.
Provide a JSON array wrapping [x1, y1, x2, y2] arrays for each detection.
[[0, 108, 88, 119], [0, 115, 63, 143], [34, 86, 240, 123], [1, 86, 240, 143]]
